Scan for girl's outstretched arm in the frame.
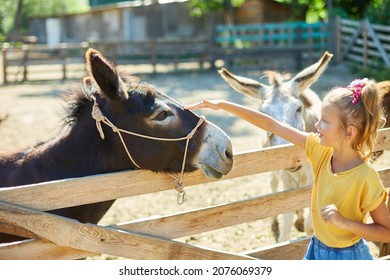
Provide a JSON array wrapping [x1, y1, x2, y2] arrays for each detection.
[[185, 100, 309, 149]]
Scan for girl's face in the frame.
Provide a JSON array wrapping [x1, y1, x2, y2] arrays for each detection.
[[315, 102, 344, 148]]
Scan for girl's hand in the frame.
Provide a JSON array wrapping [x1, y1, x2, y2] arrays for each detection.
[[184, 100, 221, 111], [321, 204, 346, 228]]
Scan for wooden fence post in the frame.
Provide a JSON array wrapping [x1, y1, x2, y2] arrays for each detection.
[[379, 193, 390, 258], [328, 17, 338, 62], [60, 43, 67, 80], [334, 17, 341, 63], [150, 40, 157, 73], [1, 43, 8, 84], [364, 18, 390, 67], [362, 19, 368, 70], [22, 45, 29, 82]]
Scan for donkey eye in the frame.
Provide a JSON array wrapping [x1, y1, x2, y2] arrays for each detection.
[[296, 106, 303, 113], [153, 110, 172, 121]]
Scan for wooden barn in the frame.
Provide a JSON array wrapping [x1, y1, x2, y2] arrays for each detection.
[[234, 0, 299, 25], [28, 0, 296, 45]]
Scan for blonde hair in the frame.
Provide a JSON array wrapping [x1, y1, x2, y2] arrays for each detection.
[[324, 79, 385, 161]]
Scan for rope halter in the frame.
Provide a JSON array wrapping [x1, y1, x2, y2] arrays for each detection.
[[90, 95, 205, 204]]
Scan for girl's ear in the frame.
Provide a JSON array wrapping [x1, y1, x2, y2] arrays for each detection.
[[346, 125, 358, 141]]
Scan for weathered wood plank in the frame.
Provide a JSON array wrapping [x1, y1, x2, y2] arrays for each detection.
[[245, 238, 310, 260], [1, 180, 388, 259], [0, 201, 254, 260], [0, 185, 312, 259], [5, 185, 388, 259], [0, 144, 307, 211], [379, 194, 390, 258], [117, 185, 312, 239], [1, 128, 390, 259], [1, 128, 389, 212], [365, 19, 390, 66], [0, 239, 96, 260]]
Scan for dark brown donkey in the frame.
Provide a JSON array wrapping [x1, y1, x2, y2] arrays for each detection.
[[0, 48, 233, 243]]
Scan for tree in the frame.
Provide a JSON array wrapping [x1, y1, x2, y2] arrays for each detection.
[[331, 0, 374, 19], [275, 0, 382, 22], [365, 0, 390, 25], [0, 0, 89, 41], [188, 0, 246, 24], [6, 0, 23, 41]]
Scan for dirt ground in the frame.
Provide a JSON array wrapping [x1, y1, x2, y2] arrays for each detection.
[[0, 60, 385, 258]]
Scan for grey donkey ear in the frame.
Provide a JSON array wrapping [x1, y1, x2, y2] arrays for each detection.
[[86, 48, 128, 102], [291, 51, 333, 92], [218, 67, 267, 100]]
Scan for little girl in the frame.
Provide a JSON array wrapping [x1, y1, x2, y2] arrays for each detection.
[[185, 78, 390, 260]]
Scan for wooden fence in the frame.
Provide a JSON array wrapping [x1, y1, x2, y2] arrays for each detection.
[[0, 21, 331, 84], [2, 18, 390, 85], [1, 42, 89, 83], [1, 38, 210, 84], [213, 21, 330, 69], [336, 17, 390, 69], [1, 128, 390, 260]]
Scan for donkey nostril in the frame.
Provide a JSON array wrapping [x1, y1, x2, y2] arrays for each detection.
[[225, 149, 233, 161], [223, 142, 234, 164]]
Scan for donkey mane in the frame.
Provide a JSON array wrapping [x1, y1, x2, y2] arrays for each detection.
[[262, 71, 291, 88], [61, 71, 141, 127], [261, 71, 294, 100], [260, 70, 315, 108], [61, 87, 90, 127]]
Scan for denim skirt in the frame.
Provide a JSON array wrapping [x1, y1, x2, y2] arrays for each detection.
[[304, 235, 374, 260]]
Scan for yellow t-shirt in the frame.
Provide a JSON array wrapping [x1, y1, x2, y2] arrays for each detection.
[[305, 133, 387, 248]]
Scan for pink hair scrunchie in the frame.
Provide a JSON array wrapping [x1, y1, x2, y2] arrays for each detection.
[[347, 78, 369, 104]]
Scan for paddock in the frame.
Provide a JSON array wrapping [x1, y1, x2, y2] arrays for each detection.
[[0, 66, 389, 259]]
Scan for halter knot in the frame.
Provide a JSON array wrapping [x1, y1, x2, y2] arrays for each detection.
[[111, 126, 119, 133], [173, 180, 186, 204], [91, 100, 106, 139]]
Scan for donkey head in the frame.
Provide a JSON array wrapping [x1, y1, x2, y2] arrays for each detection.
[[83, 48, 233, 178]]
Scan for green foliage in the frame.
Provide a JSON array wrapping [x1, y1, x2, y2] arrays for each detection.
[[188, 0, 245, 17], [275, 0, 387, 22], [351, 62, 390, 82], [0, 0, 89, 37], [305, 0, 327, 22], [365, 0, 390, 25], [330, 6, 350, 19], [330, 0, 373, 19], [275, 0, 326, 23], [24, 0, 89, 17], [0, 0, 17, 34]]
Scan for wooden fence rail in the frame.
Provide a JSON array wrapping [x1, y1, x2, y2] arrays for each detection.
[[1, 42, 89, 83], [2, 18, 390, 85], [1, 38, 210, 84], [212, 21, 329, 70], [1, 128, 390, 260], [1, 21, 331, 84]]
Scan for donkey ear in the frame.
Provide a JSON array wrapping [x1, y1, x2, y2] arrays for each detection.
[[81, 76, 97, 99], [218, 67, 267, 100], [291, 51, 333, 92], [86, 48, 128, 101]]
